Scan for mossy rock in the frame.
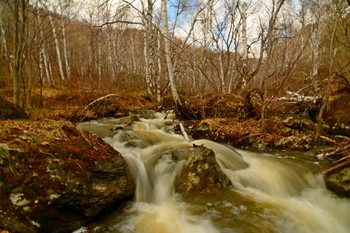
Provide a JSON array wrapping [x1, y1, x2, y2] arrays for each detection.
[[0, 97, 28, 120], [324, 165, 350, 198], [0, 120, 134, 233], [175, 145, 231, 195]]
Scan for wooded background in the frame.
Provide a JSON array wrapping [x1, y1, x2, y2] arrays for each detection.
[[0, 0, 349, 110]]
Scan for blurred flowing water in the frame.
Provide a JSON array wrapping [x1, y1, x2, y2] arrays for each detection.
[[78, 112, 350, 233]]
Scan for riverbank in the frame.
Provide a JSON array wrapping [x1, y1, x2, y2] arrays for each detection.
[[1, 88, 350, 232]]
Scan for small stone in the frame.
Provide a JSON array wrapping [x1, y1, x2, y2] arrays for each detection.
[[9, 193, 30, 206]]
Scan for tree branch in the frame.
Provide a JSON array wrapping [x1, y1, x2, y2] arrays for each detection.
[[98, 20, 143, 27]]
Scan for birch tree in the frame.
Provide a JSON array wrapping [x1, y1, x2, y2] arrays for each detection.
[[59, 0, 71, 81], [309, 1, 323, 94], [36, 6, 55, 87], [48, 11, 65, 83], [161, 0, 182, 108], [140, 0, 157, 98], [240, 0, 248, 89]]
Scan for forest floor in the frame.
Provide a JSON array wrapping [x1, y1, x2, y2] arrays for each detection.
[[2, 87, 349, 166]]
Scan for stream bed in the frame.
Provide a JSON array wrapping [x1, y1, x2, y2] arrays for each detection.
[[78, 112, 350, 233]]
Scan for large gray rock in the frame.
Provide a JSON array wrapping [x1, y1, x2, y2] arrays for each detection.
[[0, 120, 134, 233]]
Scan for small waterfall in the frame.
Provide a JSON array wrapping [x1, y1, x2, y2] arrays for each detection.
[[79, 112, 350, 233]]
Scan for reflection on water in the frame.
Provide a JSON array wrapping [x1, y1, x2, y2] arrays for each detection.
[[79, 112, 350, 233]]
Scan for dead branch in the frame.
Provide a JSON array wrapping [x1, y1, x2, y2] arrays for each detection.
[[321, 159, 350, 176], [83, 94, 119, 112], [320, 135, 339, 145]]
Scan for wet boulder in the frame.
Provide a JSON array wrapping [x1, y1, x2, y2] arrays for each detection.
[[0, 120, 134, 233], [175, 145, 231, 195]]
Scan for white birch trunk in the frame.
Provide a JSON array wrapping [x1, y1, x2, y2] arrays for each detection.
[[142, 0, 155, 97], [88, 13, 93, 84], [131, 36, 137, 73], [219, 52, 226, 93], [107, 27, 116, 81], [311, 23, 320, 93], [143, 20, 152, 95], [156, 26, 162, 108], [37, 9, 54, 87], [241, 1, 248, 89], [97, 35, 102, 88], [61, 20, 71, 81], [45, 53, 54, 87], [147, 0, 155, 94], [49, 13, 65, 82], [59, 0, 71, 81], [161, 0, 182, 106]]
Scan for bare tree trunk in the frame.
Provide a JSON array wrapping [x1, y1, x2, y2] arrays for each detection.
[[12, 0, 28, 106], [45, 52, 54, 87], [107, 27, 116, 81], [310, 8, 321, 94], [97, 35, 102, 88], [161, 0, 182, 107], [131, 36, 137, 73], [37, 8, 54, 87], [315, 22, 337, 142], [143, 26, 152, 95], [156, 26, 162, 108], [49, 13, 65, 83], [61, 20, 71, 81], [142, 0, 156, 97], [259, 0, 286, 132], [0, 5, 8, 60], [59, 0, 71, 81], [241, 1, 248, 89], [219, 52, 227, 93]]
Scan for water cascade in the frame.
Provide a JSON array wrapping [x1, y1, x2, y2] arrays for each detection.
[[79, 112, 350, 233]]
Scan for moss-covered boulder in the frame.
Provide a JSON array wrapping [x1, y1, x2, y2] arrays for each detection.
[[175, 145, 231, 195], [0, 120, 134, 233], [0, 97, 28, 120]]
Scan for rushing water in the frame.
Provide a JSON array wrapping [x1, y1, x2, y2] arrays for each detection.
[[78, 112, 350, 233]]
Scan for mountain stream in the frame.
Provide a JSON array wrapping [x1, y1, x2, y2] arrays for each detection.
[[78, 112, 350, 233]]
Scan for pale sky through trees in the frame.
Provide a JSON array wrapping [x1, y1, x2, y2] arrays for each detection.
[[40, 0, 339, 56]]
